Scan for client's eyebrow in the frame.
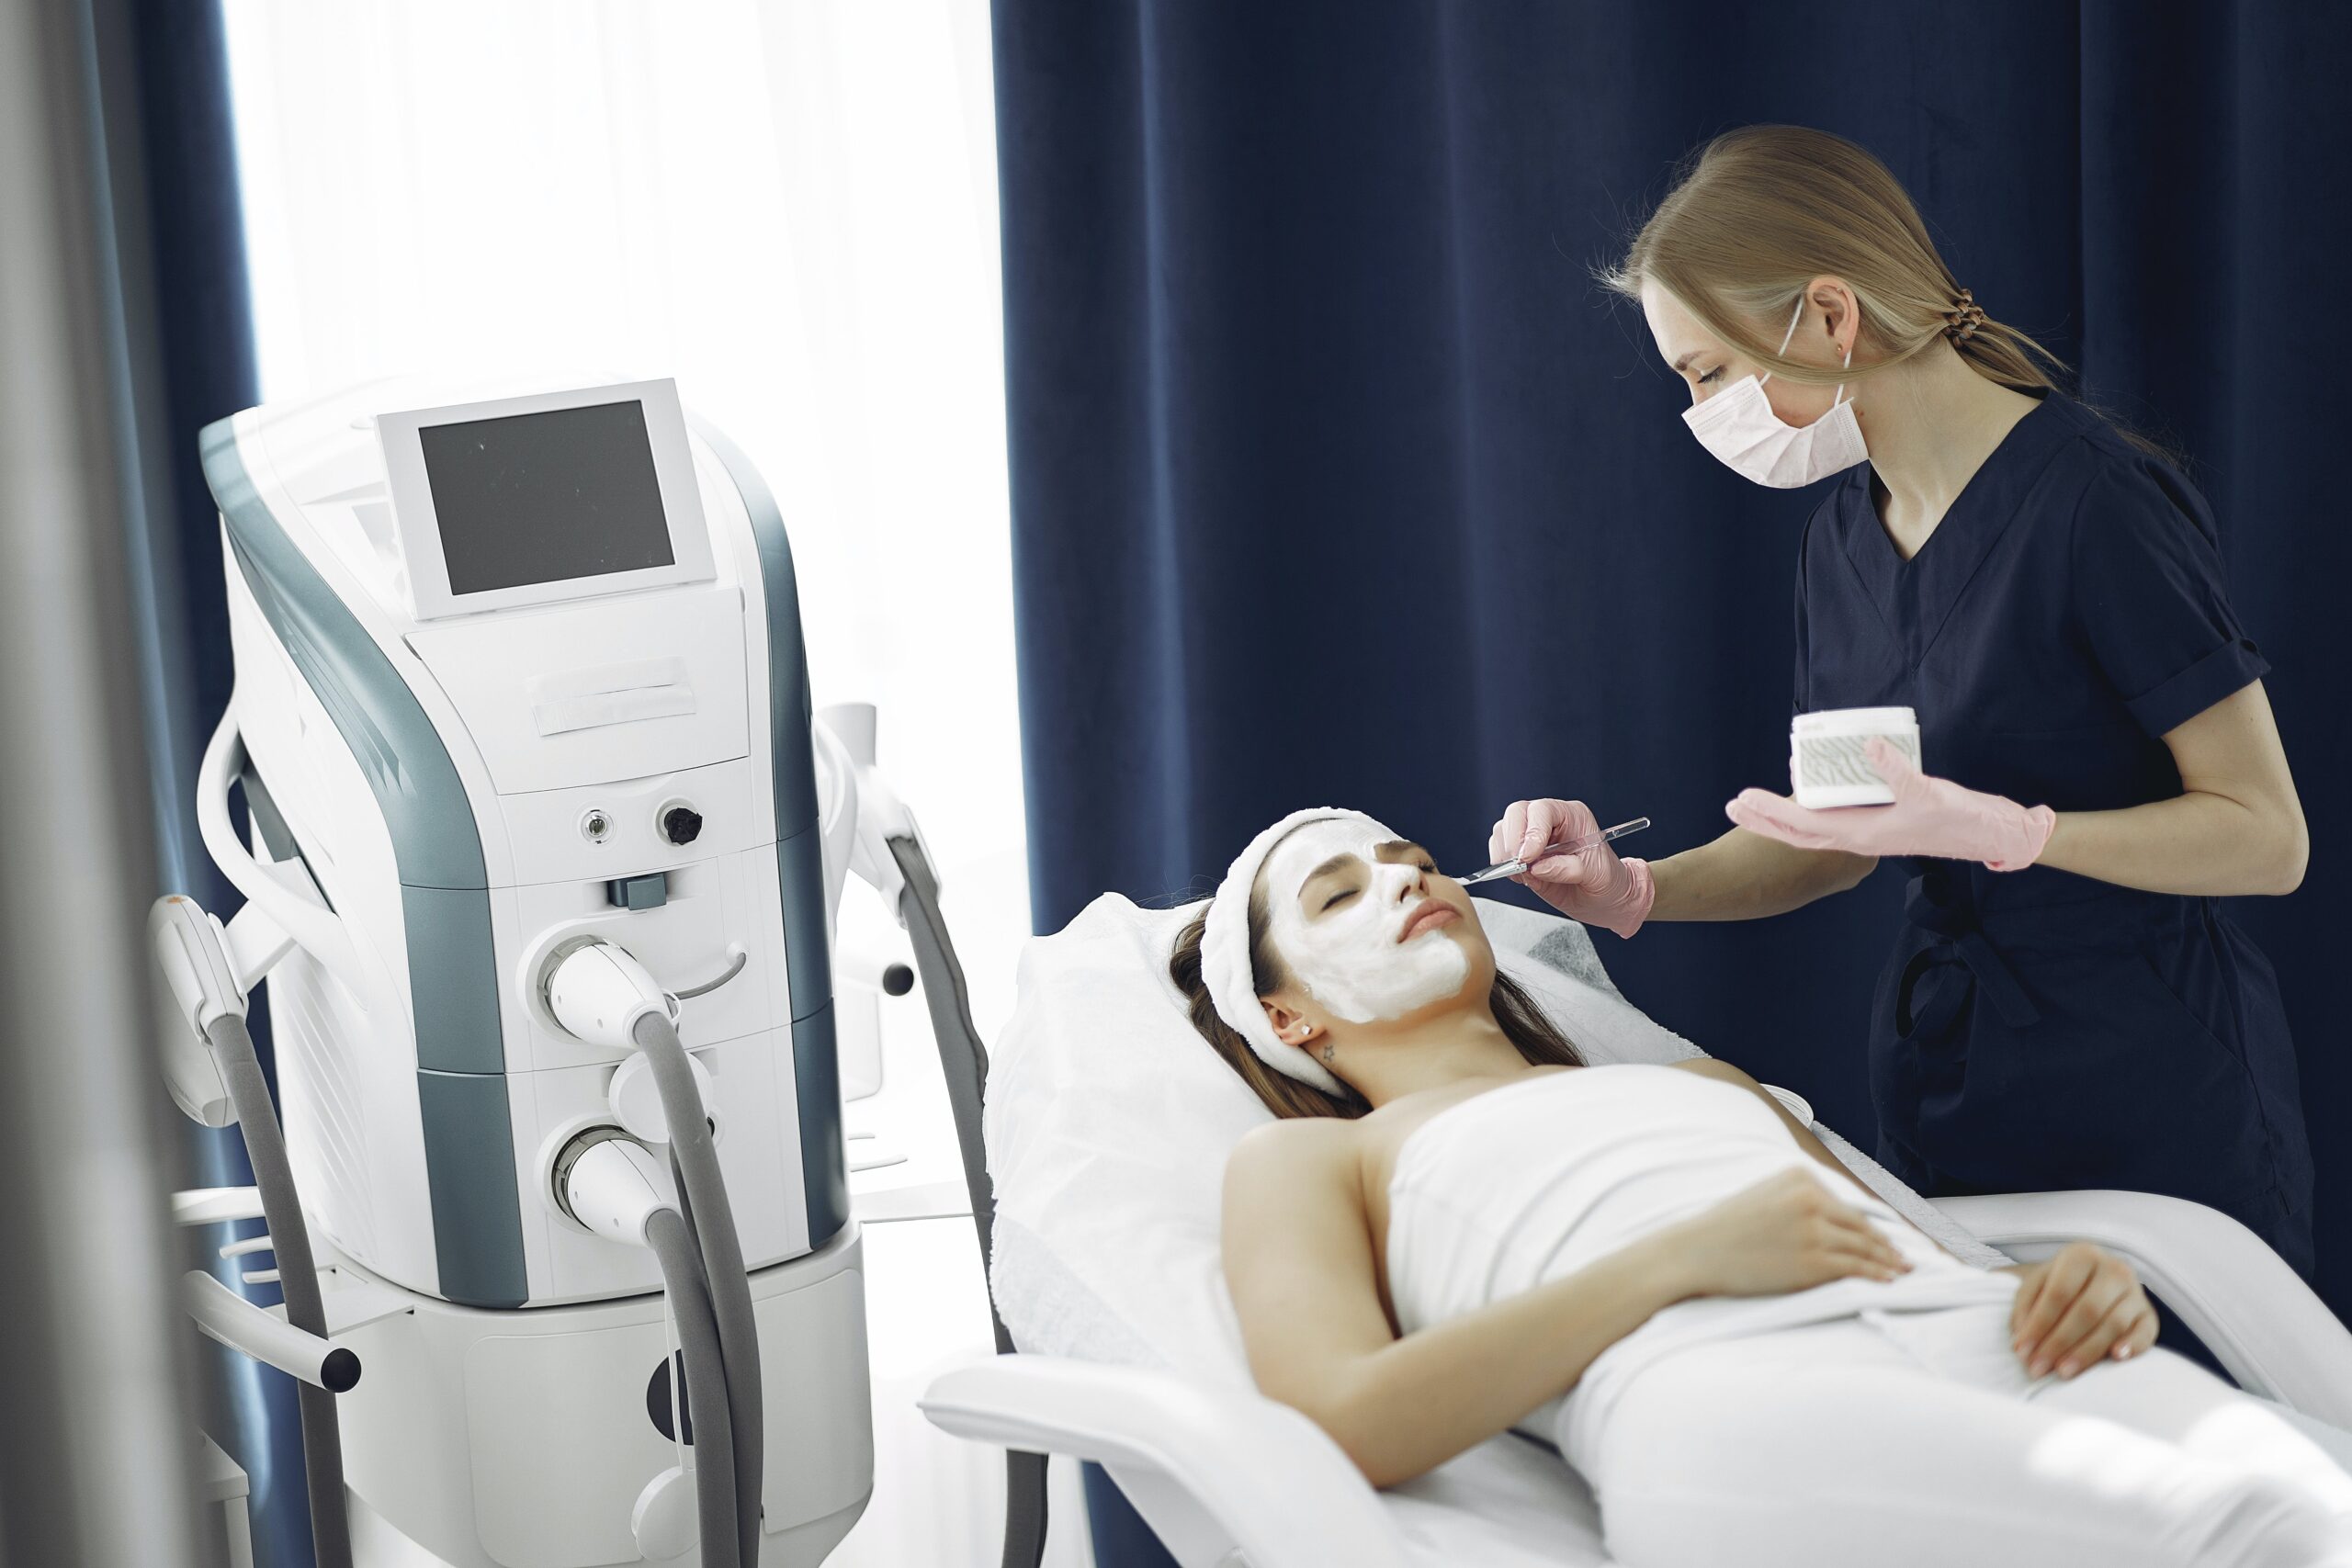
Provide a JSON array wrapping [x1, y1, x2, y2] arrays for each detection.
[[1300, 840, 1429, 891], [1301, 853, 1357, 888]]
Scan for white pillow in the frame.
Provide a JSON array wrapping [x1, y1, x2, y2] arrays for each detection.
[[984, 895, 1264, 1384], [982, 891, 1999, 1385]]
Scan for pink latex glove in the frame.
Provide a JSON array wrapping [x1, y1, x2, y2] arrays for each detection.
[[1487, 796, 1657, 939], [1725, 738, 2057, 871]]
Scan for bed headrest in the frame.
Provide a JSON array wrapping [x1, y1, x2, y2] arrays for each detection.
[[981, 892, 1705, 1384]]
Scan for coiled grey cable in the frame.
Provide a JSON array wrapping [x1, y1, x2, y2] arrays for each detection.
[[206, 1012, 353, 1568], [673, 947, 749, 1000], [634, 1010, 763, 1566], [644, 1205, 740, 1568]]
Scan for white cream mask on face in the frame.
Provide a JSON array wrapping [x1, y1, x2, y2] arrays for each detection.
[[1681, 293, 1869, 489], [1259, 818, 1471, 1025]]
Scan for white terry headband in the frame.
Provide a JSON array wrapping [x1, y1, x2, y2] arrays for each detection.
[[1198, 807, 1388, 1097]]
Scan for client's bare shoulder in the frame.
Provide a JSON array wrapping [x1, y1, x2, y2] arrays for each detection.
[[1665, 1055, 1804, 1124], [1221, 1119, 1376, 1303], [1667, 1055, 1768, 1091], [1668, 1056, 1841, 1169], [1222, 1116, 1391, 1266], [1224, 1116, 1366, 1206]]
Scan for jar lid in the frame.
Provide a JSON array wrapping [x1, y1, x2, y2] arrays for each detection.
[[1792, 705, 1918, 737]]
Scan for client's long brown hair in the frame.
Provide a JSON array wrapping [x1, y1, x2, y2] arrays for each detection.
[[1169, 892, 1584, 1120]]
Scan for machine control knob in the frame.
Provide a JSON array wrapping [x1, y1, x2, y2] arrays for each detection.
[[659, 805, 703, 846]]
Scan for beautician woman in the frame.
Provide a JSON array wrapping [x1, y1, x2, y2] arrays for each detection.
[[1492, 125, 2316, 1277]]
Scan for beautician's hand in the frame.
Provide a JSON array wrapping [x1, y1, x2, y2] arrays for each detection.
[[1661, 1168, 1912, 1300], [2003, 1241, 2159, 1379], [1724, 739, 2058, 872], [1487, 797, 1657, 939]]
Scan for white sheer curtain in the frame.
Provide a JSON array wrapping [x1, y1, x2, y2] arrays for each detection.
[[223, 4, 1070, 1562], [221, 0, 1027, 1028]]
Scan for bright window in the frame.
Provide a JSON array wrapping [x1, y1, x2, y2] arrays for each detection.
[[221, 0, 1029, 1037]]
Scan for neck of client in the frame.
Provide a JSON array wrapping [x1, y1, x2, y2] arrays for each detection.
[[1329, 1004, 1532, 1111]]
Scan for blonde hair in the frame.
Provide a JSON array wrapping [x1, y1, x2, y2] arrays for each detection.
[[1604, 125, 2064, 395], [1167, 900, 1584, 1121]]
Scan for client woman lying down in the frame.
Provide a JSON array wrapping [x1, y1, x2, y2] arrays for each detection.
[[1167, 807, 2352, 1568]]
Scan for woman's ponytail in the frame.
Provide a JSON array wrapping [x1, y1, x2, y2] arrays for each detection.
[[1604, 124, 2172, 459]]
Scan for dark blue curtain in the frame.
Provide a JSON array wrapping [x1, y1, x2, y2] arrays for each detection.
[[990, 4, 2352, 1557], [99, 0, 299, 1562]]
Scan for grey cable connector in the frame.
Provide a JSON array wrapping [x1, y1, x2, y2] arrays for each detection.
[[635, 1008, 764, 1568], [555, 1128, 741, 1568], [206, 1011, 352, 1568], [644, 1207, 740, 1568]]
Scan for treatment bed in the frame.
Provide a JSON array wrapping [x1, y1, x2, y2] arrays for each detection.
[[903, 886, 2352, 1567]]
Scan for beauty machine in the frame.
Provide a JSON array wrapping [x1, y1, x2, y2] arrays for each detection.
[[155, 377, 909, 1568]]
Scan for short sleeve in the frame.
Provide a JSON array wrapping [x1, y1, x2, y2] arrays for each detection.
[[2071, 458, 2268, 738]]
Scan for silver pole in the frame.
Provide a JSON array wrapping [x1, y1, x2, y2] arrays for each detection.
[[0, 0, 210, 1561]]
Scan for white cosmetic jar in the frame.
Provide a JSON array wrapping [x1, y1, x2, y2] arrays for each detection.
[[1790, 707, 1922, 808]]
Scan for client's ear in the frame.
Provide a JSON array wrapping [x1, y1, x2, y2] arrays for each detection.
[[1260, 997, 1317, 1045]]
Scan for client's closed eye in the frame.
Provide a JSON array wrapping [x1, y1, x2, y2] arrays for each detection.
[[1321, 887, 1359, 911]]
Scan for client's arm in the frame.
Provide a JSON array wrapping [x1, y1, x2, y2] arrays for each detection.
[[1677, 1057, 2163, 1377], [1223, 1121, 1681, 1487], [1222, 1120, 1905, 1488], [1671, 1056, 1951, 1253]]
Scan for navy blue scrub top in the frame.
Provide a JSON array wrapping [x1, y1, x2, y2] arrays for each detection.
[[1796, 389, 2313, 1273]]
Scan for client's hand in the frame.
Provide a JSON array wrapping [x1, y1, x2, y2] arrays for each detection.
[[1487, 796, 1657, 939], [1663, 1168, 1912, 1299], [2003, 1241, 2159, 1379]]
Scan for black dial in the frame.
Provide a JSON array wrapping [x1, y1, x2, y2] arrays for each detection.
[[661, 806, 704, 846]]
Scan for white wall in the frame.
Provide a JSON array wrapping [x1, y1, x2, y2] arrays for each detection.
[[221, 3, 1069, 1562]]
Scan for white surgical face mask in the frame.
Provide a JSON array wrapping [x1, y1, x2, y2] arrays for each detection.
[[1680, 295, 1868, 488], [1259, 819, 1471, 1024]]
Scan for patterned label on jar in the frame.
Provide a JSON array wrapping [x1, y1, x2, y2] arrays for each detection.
[[1796, 731, 1920, 787]]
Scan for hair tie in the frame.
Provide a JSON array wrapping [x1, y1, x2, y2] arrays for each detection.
[[1943, 287, 1986, 344]]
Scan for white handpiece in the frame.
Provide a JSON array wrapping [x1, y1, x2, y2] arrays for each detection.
[[197, 712, 382, 1013], [542, 940, 680, 1048], [149, 896, 243, 1127], [558, 1136, 673, 1245], [816, 701, 939, 928]]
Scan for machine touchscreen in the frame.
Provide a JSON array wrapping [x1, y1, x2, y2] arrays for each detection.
[[419, 400, 674, 595]]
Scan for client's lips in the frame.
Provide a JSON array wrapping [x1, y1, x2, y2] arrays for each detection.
[[1397, 899, 1459, 943]]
